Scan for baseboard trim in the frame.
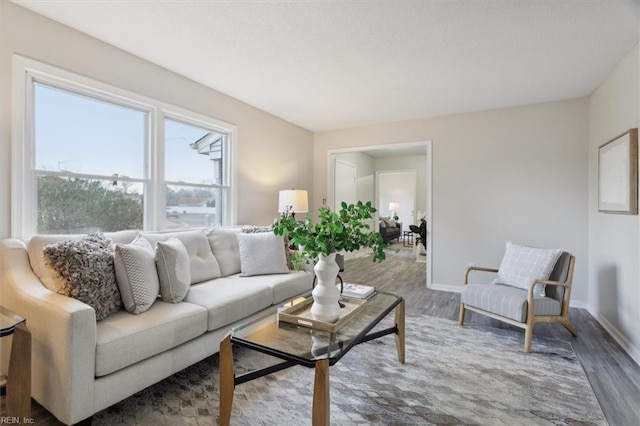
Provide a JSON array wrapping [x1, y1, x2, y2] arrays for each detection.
[[586, 305, 640, 367], [569, 299, 588, 309], [430, 283, 461, 293]]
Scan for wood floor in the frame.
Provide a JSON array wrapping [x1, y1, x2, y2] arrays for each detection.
[[5, 242, 640, 425]]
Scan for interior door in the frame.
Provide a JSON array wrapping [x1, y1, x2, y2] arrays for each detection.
[[334, 158, 356, 210]]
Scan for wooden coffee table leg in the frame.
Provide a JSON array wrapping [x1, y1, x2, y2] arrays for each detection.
[[395, 300, 405, 364], [219, 334, 234, 426], [7, 322, 31, 419], [312, 359, 330, 426]]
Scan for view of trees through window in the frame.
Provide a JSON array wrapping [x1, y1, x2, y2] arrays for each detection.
[[38, 177, 143, 233]]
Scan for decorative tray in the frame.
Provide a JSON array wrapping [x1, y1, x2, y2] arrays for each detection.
[[278, 296, 369, 332]]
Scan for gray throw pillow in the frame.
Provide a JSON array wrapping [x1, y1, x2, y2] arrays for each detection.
[[494, 241, 562, 297], [114, 235, 159, 314], [236, 232, 290, 277], [155, 237, 191, 303], [43, 233, 121, 321], [383, 218, 397, 228], [241, 225, 273, 233]]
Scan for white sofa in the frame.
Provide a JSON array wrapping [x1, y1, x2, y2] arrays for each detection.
[[0, 227, 313, 425]]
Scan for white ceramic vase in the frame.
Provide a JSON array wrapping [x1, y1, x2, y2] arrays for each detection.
[[310, 253, 341, 322]]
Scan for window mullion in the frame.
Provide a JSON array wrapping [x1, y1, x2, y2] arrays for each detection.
[[151, 108, 165, 231]]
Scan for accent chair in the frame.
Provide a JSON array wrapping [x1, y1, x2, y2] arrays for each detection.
[[459, 244, 577, 353]]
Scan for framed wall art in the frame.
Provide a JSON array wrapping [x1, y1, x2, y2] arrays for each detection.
[[598, 128, 638, 214]]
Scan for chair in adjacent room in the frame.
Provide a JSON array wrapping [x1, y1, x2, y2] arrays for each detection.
[[409, 219, 426, 250], [409, 219, 427, 261], [459, 242, 577, 352]]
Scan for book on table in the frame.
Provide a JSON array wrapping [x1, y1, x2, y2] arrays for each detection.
[[339, 283, 376, 299]]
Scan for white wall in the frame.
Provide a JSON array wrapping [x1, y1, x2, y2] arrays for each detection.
[[375, 155, 428, 220], [0, 2, 314, 238], [588, 43, 640, 363], [314, 98, 589, 300], [333, 152, 375, 205]]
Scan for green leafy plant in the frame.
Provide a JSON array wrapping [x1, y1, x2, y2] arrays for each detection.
[[273, 201, 386, 264]]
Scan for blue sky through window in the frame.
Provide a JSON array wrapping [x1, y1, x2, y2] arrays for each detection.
[[165, 119, 219, 184], [34, 83, 145, 178], [35, 83, 222, 186]]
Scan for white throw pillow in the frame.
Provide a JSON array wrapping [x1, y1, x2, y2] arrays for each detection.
[[495, 241, 562, 297], [114, 235, 159, 314], [236, 232, 290, 277], [155, 237, 191, 303]]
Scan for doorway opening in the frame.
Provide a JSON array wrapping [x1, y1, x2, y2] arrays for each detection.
[[327, 140, 432, 288]]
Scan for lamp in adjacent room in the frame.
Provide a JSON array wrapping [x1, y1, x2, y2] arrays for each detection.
[[278, 189, 309, 218], [389, 202, 400, 221]]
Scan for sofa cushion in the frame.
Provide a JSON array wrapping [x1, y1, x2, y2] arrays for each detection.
[[206, 227, 242, 277], [143, 230, 222, 284], [114, 235, 159, 314], [43, 233, 122, 321], [237, 232, 289, 277], [494, 241, 562, 297], [28, 230, 138, 292], [95, 300, 208, 376], [183, 279, 273, 331], [240, 271, 312, 305], [155, 237, 191, 303], [461, 283, 561, 323]]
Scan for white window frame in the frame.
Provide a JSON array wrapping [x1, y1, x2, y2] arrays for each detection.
[[12, 55, 237, 239]]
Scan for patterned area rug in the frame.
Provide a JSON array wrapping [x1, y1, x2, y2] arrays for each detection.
[[93, 314, 606, 425]]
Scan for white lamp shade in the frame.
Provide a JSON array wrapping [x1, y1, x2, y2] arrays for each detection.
[[389, 202, 400, 212], [279, 189, 309, 214]]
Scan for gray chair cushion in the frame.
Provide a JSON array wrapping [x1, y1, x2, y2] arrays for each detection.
[[461, 283, 561, 323], [546, 252, 571, 302]]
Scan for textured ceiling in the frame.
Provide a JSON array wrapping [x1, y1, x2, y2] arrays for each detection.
[[13, 0, 640, 132]]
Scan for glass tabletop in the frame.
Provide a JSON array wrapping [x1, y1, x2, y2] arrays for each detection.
[[0, 306, 26, 337], [230, 292, 402, 367]]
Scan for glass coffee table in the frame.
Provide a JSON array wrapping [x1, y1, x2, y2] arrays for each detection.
[[219, 291, 405, 426]]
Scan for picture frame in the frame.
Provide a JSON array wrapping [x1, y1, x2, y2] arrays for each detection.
[[598, 128, 638, 214]]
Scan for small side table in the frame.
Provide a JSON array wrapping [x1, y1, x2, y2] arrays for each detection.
[[0, 306, 31, 418], [402, 231, 414, 247]]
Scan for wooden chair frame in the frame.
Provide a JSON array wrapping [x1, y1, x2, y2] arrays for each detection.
[[459, 255, 577, 352]]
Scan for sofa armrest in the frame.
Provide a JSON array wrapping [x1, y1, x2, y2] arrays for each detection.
[[464, 266, 498, 284], [0, 239, 96, 424]]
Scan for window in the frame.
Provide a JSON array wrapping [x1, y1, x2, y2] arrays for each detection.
[[164, 118, 230, 229], [12, 56, 236, 238], [34, 83, 147, 234]]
